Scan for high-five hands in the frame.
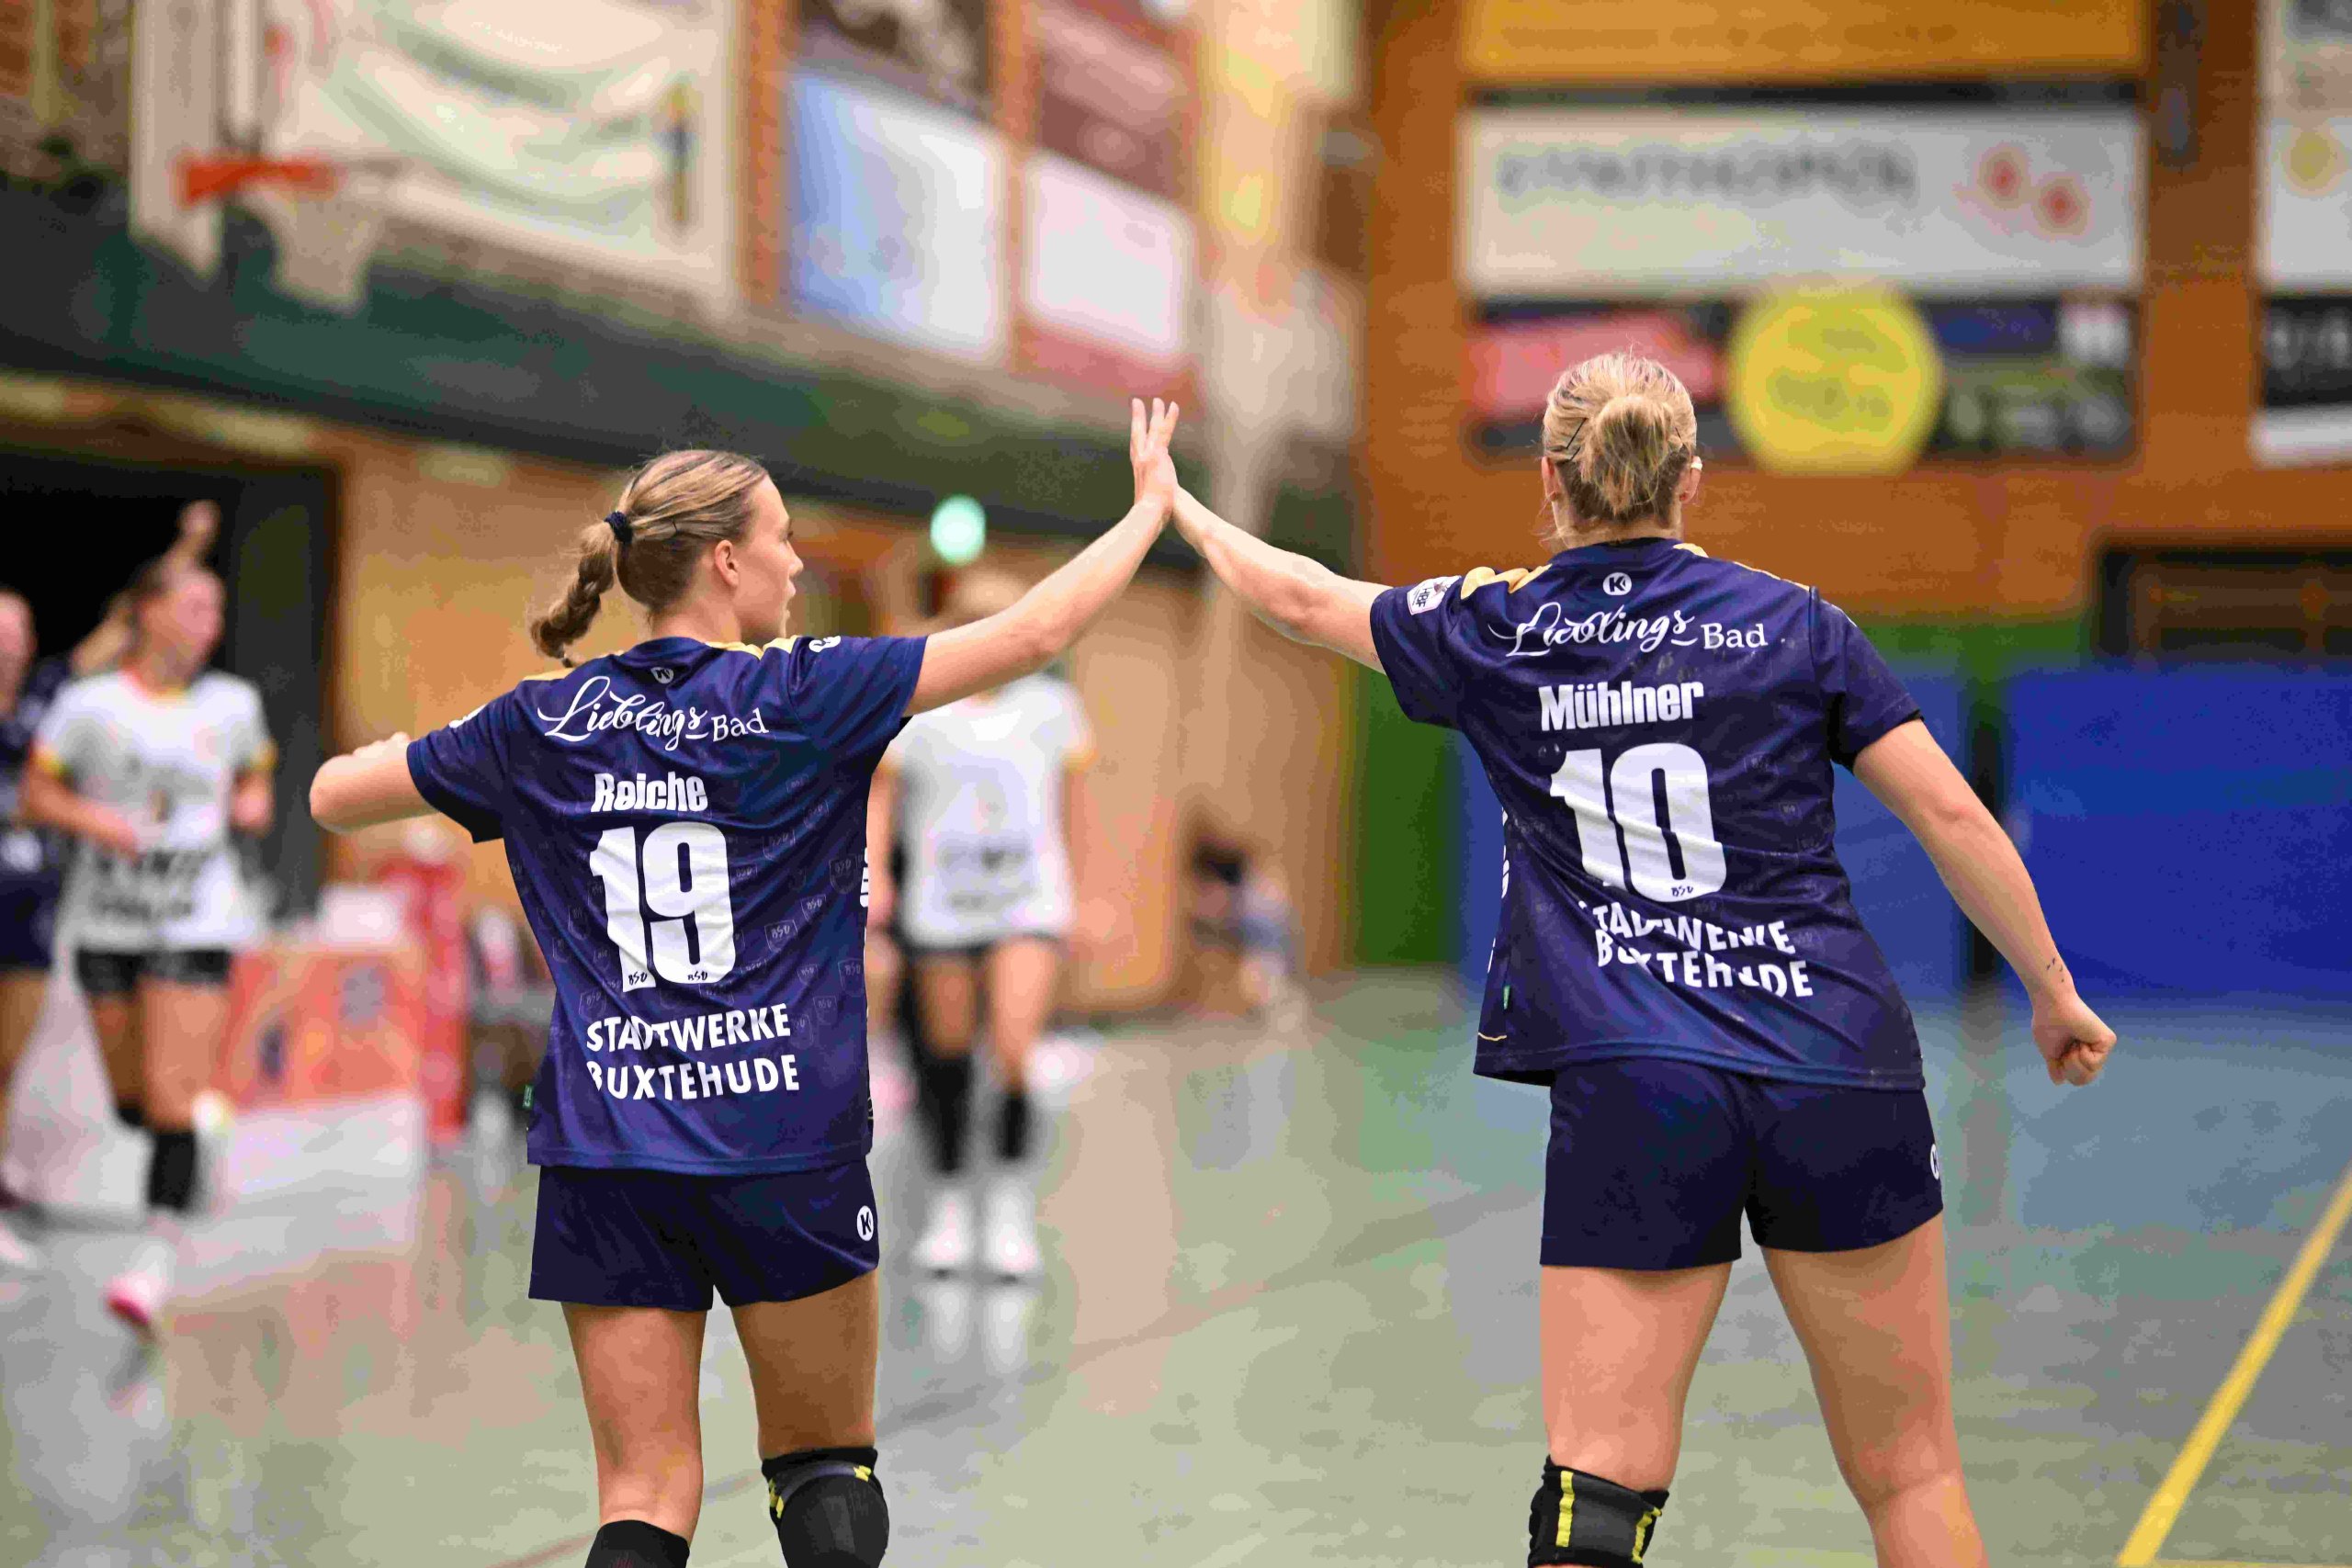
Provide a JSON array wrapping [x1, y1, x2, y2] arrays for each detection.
[[1130, 398, 1180, 521]]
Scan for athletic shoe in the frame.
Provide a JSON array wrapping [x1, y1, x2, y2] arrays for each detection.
[[104, 1240, 176, 1336], [983, 1177, 1040, 1281], [0, 1208, 40, 1275], [912, 1184, 974, 1275]]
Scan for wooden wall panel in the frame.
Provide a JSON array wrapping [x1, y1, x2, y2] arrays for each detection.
[[1363, 0, 2349, 620]]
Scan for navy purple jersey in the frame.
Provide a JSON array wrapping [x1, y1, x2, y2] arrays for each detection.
[[0, 657, 74, 892], [1369, 537, 1925, 1090], [407, 634, 926, 1175]]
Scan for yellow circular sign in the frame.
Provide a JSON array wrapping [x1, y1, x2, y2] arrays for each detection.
[[2288, 127, 2346, 196], [1724, 289, 1944, 474]]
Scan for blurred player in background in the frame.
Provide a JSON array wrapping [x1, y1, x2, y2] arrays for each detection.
[[1186, 830, 1303, 1023], [307, 400, 1178, 1568], [23, 536, 275, 1334], [1163, 352, 2114, 1568], [869, 570, 1095, 1282], [0, 502, 222, 1278]]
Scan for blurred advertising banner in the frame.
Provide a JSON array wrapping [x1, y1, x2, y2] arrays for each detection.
[[1471, 297, 2134, 469], [2256, 0, 2352, 464], [1459, 0, 2146, 85], [1460, 96, 2142, 470], [1035, 0, 1189, 200], [800, 0, 992, 118], [1459, 104, 2143, 299], [788, 70, 1008, 363], [1020, 152, 1194, 392], [132, 0, 736, 304]]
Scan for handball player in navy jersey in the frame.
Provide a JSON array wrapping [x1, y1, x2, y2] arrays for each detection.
[[1169, 354, 2112, 1568], [309, 400, 1181, 1568]]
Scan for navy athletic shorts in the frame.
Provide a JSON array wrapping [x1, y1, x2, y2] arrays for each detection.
[[530, 1161, 880, 1311], [1542, 1058, 1943, 1270], [0, 878, 58, 974]]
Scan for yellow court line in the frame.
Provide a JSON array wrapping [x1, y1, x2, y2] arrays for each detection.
[[2148, 1560, 2352, 1568], [2117, 1153, 2352, 1567]]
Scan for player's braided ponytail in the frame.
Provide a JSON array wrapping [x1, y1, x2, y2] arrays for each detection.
[[1540, 352, 1700, 536], [527, 450, 771, 664]]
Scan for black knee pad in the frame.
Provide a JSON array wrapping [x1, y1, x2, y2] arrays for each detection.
[[585, 1518, 690, 1568], [1528, 1461, 1668, 1567], [763, 1446, 888, 1567]]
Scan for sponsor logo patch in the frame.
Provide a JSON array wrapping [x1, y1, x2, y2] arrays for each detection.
[[1406, 576, 1461, 615]]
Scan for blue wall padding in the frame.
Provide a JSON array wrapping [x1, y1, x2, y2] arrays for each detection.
[[1455, 668, 1971, 1000], [2005, 668, 2352, 998], [1833, 671, 1971, 998]]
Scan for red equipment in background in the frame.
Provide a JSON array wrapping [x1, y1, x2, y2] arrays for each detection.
[[377, 825, 471, 1143], [216, 943, 424, 1109]]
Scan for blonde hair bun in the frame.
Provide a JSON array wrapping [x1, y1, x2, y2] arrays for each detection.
[[1541, 353, 1700, 533]]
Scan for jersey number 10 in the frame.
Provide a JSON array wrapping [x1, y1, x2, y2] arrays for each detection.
[[1549, 742, 1727, 903], [591, 824, 739, 991]]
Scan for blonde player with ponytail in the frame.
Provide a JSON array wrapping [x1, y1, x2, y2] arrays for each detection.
[[309, 400, 1180, 1568]]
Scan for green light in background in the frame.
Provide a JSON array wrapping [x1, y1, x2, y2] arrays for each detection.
[[930, 494, 986, 565]]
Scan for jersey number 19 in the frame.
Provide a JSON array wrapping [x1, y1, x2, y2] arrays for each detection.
[[1550, 742, 1727, 903], [591, 824, 739, 990]]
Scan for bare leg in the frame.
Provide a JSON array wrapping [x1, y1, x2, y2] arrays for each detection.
[[732, 1270, 880, 1455], [88, 992, 141, 1117], [565, 1303, 707, 1538], [140, 980, 225, 1131], [1539, 1262, 1732, 1490], [1765, 1218, 1987, 1568], [911, 955, 980, 1060], [0, 970, 47, 1139], [982, 938, 1061, 1091]]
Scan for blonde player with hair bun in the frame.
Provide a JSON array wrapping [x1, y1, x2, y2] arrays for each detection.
[[1160, 351, 2113, 1567], [869, 567, 1097, 1281]]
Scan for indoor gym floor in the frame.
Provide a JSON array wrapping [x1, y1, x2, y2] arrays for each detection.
[[2, 970, 2346, 1567]]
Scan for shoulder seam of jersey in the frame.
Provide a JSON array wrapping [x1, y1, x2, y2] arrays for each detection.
[[1457, 564, 1545, 598], [1710, 553, 1813, 592], [714, 637, 798, 657]]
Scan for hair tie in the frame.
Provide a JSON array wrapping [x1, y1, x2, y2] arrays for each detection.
[[605, 510, 633, 547]]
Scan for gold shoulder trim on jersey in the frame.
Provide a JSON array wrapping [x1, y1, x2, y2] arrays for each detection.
[[715, 637, 797, 657], [1718, 556, 1813, 592], [1674, 543, 1710, 558], [518, 669, 571, 684], [1458, 564, 1545, 598]]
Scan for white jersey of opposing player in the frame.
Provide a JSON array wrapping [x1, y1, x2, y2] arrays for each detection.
[[885, 673, 1092, 950], [34, 670, 273, 953]]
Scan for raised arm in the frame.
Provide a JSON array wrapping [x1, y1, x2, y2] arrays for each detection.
[[910, 399, 1179, 714], [310, 733, 432, 834], [1853, 720, 2115, 1086], [1169, 487, 1385, 670], [72, 500, 220, 676]]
